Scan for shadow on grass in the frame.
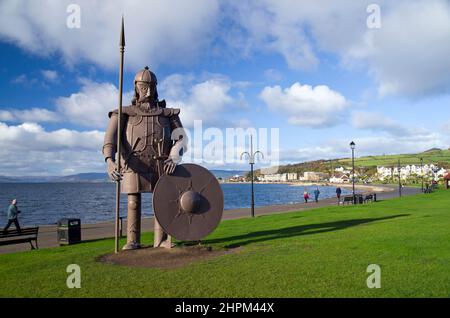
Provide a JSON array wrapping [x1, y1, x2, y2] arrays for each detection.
[[205, 214, 410, 248]]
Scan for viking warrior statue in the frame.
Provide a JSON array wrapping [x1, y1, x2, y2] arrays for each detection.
[[103, 66, 186, 250]]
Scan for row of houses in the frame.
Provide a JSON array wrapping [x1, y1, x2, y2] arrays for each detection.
[[259, 171, 329, 182], [228, 164, 448, 183], [330, 164, 448, 183], [376, 164, 447, 181]]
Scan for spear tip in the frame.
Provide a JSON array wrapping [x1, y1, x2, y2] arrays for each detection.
[[120, 15, 125, 47]]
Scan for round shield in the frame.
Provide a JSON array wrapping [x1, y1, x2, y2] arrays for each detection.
[[153, 163, 224, 241]]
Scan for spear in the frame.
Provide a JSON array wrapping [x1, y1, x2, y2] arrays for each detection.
[[115, 16, 125, 254]]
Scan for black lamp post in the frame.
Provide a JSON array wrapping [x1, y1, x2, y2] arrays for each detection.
[[398, 159, 402, 197], [420, 157, 424, 192], [350, 141, 356, 204], [241, 135, 264, 218]]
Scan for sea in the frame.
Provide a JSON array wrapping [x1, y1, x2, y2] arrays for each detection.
[[0, 183, 350, 227]]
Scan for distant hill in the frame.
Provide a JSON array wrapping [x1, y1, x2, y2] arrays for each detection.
[[423, 148, 442, 153], [0, 176, 18, 183], [0, 170, 246, 183], [210, 170, 246, 180], [338, 149, 450, 168], [4, 149, 448, 182], [56, 173, 109, 182], [254, 149, 450, 176], [0, 176, 61, 183]]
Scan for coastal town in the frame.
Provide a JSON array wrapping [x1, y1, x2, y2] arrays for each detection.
[[227, 163, 449, 185]]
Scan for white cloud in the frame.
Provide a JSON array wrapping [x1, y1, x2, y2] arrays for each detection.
[[442, 120, 450, 135], [1, 79, 126, 128], [0, 0, 219, 70], [226, 1, 367, 71], [0, 122, 102, 151], [55, 78, 133, 128], [0, 122, 105, 176], [264, 69, 283, 82], [351, 111, 415, 136], [160, 74, 243, 127], [0, 72, 250, 175], [0, 108, 60, 123], [2, 1, 449, 98], [41, 70, 58, 82], [347, 0, 450, 97], [11, 74, 27, 85], [341, 133, 448, 158], [260, 82, 348, 127], [229, 1, 450, 98], [281, 132, 449, 165], [3, 72, 244, 131]]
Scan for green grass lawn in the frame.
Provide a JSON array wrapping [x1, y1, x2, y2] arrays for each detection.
[[1, 190, 449, 298]]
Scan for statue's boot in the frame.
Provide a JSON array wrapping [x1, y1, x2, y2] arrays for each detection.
[[122, 193, 142, 250], [153, 219, 174, 248]]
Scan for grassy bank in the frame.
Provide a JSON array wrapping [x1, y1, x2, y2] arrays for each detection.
[[1, 190, 449, 297], [338, 149, 450, 168]]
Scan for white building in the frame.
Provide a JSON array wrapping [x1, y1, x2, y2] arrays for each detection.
[[335, 166, 351, 174], [303, 171, 329, 182], [376, 164, 447, 181], [260, 173, 288, 182], [329, 174, 350, 183]]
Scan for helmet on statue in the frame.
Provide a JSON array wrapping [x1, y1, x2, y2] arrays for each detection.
[[133, 66, 158, 104]]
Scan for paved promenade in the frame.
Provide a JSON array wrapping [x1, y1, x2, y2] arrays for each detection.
[[0, 185, 421, 254]]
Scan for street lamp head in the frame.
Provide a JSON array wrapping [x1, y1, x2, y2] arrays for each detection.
[[350, 141, 355, 150]]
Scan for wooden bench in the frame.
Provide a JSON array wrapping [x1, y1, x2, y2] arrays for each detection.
[[364, 194, 374, 203], [425, 184, 438, 193], [342, 196, 354, 205], [0, 227, 39, 250]]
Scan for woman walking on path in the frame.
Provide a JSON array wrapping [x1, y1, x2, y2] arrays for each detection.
[[313, 187, 320, 203], [3, 199, 21, 232], [303, 191, 310, 203]]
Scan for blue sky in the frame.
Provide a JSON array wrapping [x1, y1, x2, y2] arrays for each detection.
[[1, 0, 450, 176]]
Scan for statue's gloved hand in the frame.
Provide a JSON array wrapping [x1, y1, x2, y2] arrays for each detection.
[[163, 129, 186, 175], [163, 158, 177, 175], [107, 158, 122, 181]]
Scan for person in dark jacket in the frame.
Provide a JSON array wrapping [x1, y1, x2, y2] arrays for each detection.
[[3, 199, 21, 232], [313, 187, 320, 203], [336, 187, 342, 204]]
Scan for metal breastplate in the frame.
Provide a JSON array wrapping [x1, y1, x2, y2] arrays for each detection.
[[121, 109, 172, 174]]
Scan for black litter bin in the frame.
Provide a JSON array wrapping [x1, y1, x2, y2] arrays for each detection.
[[354, 194, 363, 204], [358, 195, 364, 204], [57, 218, 81, 245]]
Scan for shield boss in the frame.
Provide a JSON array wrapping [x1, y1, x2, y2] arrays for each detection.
[[153, 164, 224, 241]]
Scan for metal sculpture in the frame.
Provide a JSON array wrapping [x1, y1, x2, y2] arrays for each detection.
[[102, 18, 223, 251]]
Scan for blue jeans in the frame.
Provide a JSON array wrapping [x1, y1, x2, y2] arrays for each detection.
[[3, 218, 21, 232]]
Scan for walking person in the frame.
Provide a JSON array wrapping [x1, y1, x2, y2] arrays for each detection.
[[313, 187, 320, 203], [3, 199, 21, 232], [336, 187, 342, 204], [303, 191, 310, 203]]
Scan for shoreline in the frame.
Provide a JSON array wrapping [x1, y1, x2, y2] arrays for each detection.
[[221, 181, 394, 193], [9, 183, 394, 228], [0, 184, 414, 254]]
